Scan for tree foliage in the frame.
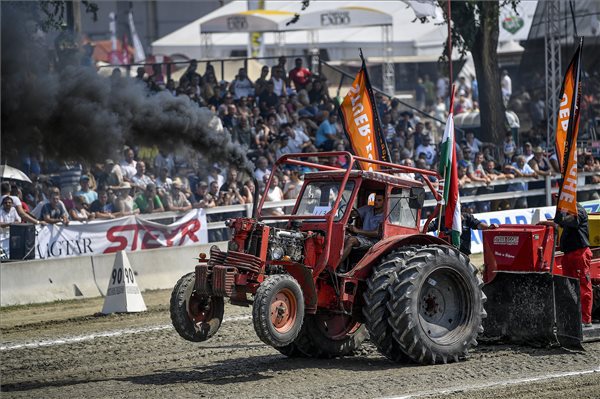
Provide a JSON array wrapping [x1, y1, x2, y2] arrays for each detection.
[[438, 0, 520, 145], [38, 1, 98, 32]]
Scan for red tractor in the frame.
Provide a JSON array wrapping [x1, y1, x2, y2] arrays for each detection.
[[170, 152, 486, 364]]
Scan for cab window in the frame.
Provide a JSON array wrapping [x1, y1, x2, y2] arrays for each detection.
[[387, 187, 417, 228]]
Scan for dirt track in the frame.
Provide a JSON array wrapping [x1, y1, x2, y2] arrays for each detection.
[[1, 285, 599, 399]]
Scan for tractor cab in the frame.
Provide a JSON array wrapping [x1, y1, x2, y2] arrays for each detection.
[[256, 152, 434, 277]]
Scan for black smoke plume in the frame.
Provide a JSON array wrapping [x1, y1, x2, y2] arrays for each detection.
[[0, 3, 254, 173]]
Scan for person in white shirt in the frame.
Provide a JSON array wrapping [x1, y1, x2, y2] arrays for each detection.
[[119, 147, 137, 182], [0, 196, 22, 258], [0, 196, 21, 226], [254, 157, 271, 182], [415, 135, 437, 166], [281, 124, 310, 153], [229, 68, 254, 100], [207, 165, 225, 191]]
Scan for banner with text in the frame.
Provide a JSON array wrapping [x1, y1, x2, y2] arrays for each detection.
[[555, 38, 583, 215], [35, 209, 208, 259], [468, 200, 598, 254], [338, 53, 389, 171]]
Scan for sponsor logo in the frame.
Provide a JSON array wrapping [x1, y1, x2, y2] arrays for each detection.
[[104, 219, 202, 253], [493, 235, 519, 245], [320, 11, 350, 26], [227, 16, 248, 30], [494, 251, 516, 259]]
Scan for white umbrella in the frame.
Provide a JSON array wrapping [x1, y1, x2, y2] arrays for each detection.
[[0, 165, 32, 183]]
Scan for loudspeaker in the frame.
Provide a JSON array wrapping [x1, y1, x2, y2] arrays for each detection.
[[10, 224, 36, 260]]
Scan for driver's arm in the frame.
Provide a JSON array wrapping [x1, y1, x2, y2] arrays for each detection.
[[348, 226, 379, 238]]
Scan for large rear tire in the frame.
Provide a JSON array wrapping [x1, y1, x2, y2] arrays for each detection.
[[253, 274, 305, 347], [388, 245, 485, 364], [363, 247, 419, 362], [170, 272, 225, 342]]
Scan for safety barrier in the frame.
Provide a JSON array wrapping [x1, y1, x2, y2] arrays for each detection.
[[0, 241, 227, 306]]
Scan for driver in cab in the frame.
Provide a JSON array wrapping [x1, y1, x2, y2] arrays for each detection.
[[339, 192, 385, 267]]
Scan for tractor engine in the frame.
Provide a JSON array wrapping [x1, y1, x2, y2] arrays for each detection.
[[194, 218, 312, 305], [267, 228, 305, 263]]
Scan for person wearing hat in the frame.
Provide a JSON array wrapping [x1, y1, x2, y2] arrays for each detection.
[[75, 175, 97, 205]]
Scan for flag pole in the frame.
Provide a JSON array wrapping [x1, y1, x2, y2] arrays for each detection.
[[447, 0, 453, 83], [438, 0, 454, 236]]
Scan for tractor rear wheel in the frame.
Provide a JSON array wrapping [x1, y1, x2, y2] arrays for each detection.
[[253, 274, 305, 347], [363, 247, 419, 362], [170, 272, 224, 342], [289, 313, 367, 358], [388, 245, 485, 364]]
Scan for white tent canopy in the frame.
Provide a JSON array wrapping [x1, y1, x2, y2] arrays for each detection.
[[284, 7, 392, 31], [153, 1, 444, 61], [200, 10, 295, 33], [153, 1, 537, 61], [200, 7, 392, 34]]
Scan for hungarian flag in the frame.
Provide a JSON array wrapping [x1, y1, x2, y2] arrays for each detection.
[[555, 38, 583, 216], [338, 51, 390, 171], [438, 86, 461, 246]]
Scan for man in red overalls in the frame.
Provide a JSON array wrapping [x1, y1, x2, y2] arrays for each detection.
[[546, 203, 593, 327]]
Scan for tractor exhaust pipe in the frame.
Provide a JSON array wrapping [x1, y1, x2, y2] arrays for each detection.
[[251, 177, 259, 219]]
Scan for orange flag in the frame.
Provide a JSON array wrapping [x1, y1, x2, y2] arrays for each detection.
[[556, 38, 583, 215], [338, 52, 390, 171]]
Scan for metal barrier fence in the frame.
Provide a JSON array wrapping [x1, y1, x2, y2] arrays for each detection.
[[141, 172, 599, 243]]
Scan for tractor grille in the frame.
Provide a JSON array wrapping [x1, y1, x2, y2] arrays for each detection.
[[209, 246, 262, 275]]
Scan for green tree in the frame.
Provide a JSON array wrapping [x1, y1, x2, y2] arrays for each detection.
[[440, 1, 519, 145]]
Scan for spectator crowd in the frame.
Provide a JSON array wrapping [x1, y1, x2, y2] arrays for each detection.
[[2, 57, 600, 234]]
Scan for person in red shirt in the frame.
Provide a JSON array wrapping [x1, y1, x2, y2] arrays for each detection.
[[288, 57, 312, 92]]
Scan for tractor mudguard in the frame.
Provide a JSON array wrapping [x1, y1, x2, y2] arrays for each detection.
[[347, 234, 448, 280], [482, 271, 583, 348]]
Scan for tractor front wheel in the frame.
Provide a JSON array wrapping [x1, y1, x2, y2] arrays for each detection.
[[170, 272, 225, 342], [253, 274, 305, 347], [388, 245, 485, 364]]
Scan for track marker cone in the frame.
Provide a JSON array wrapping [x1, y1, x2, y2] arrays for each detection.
[[101, 250, 147, 314]]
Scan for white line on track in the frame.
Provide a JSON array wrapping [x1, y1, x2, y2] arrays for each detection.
[[0, 315, 251, 351], [378, 367, 600, 399]]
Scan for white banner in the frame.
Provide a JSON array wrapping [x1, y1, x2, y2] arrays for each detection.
[[35, 209, 207, 259], [469, 199, 599, 254]]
